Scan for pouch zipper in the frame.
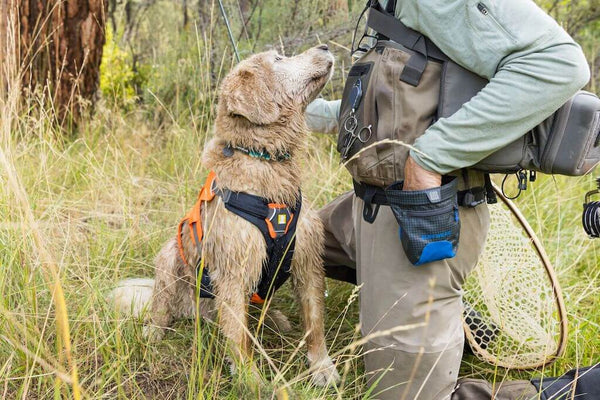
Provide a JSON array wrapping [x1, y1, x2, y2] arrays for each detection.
[[404, 204, 456, 217]]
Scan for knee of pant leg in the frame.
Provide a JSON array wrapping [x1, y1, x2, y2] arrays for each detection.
[[359, 263, 467, 351], [361, 298, 466, 353], [363, 342, 463, 400]]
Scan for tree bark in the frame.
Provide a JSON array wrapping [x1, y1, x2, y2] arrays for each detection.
[[182, 0, 188, 29], [4, 0, 108, 127], [0, 1, 6, 74], [0, 0, 14, 95]]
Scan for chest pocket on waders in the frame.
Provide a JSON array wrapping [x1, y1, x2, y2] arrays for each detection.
[[338, 41, 442, 188]]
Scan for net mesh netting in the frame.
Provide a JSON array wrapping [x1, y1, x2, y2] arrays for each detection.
[[463, 200, 564, 369]]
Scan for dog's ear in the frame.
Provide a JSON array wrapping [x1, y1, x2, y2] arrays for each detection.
[[223, 68, 280, 125]]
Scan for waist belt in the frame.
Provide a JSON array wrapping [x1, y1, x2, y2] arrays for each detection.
[[353, 179, 490, 223], [177, 171, 301, 304]]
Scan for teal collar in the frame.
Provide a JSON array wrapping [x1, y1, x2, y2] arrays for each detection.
[[223, 144, 291, 162]]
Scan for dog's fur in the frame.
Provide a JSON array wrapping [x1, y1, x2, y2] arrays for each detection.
[[110, 45, 340, 385]]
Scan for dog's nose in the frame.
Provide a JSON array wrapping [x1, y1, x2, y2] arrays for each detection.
[[317, 44, 329, 51]]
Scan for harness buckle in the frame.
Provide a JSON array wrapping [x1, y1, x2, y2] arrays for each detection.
[[219, 188, 232, 203]]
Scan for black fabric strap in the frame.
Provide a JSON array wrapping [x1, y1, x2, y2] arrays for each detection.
[[353, 180, 385, 223], [457, 186, 486, 208], [484, 173, 498, 204], [385, 0, 396, 14], [189, 222, 215, 297], [354, 180, 487, 212], [400, 49, 429, 86], [367, 4, 448, 63], [218, 189, 271, 241], [353, 180, 388, 205]]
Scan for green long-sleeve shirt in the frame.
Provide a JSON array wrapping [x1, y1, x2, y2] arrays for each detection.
[[305, 0, 590, 174]]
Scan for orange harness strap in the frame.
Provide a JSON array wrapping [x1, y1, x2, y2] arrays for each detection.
[[177, 171, 217, 266], [175, 170, 298, 306]]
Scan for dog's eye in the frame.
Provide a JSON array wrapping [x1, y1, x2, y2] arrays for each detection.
[[275, 56, 283, 62]]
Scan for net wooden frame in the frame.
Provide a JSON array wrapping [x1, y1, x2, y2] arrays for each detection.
[[463, 184, 568, 370]]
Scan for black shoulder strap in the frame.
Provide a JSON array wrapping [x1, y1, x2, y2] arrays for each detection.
[[367, 4, 447, 62], [385, 0, 396, 14], [367, 2, 449, 86]]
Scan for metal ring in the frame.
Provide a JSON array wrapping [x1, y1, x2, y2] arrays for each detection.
[[358, 124, 372, 142], [344, 115, 358, 133]]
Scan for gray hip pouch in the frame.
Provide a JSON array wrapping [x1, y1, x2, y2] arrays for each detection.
[[385, 178, 460, 266]]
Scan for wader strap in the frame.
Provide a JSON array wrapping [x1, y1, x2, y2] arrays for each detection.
[[353, 180, 386, 223], [355, 179, 487, 220], [367, 3, 448, 86], [400, 41, 429, 86], [385, 0, 395, 14], [362, 186, 381, 223], [484, 173, 498, 204], [457, 187, 486, 207]]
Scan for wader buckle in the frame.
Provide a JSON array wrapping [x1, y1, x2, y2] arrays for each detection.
[[362, 185, 381, 223], [457, 187, 486, 208]]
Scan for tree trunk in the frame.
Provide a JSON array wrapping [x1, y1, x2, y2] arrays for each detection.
[[0, 0, 13, 95], [182, 0, 188, 29], [4, 0, 108, 127]]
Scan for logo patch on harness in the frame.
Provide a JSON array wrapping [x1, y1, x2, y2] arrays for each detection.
[[265, 204, 294, 239], [278, 214, 287, 225]]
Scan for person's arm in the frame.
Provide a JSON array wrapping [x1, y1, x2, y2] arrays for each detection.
[[391, 0, 591, 190], [305, 98, 341, 134], [409, 40, 589, 175]]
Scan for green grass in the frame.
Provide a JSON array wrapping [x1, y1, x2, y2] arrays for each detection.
[[1, 1, 599, 398]]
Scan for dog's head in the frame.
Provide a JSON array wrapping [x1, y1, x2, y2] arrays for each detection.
[[216, 45, 334, 130]]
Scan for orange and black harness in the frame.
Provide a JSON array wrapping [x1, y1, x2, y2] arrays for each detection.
[[177, 171, 301, 304]]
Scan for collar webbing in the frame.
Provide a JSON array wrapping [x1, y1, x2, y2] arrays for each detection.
[[223, 144, 291, 162]]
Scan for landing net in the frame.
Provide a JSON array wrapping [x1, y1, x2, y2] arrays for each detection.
[[463, 186, 567, 369]]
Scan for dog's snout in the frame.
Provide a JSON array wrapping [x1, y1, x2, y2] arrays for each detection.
[[317, 44, 329, 51]]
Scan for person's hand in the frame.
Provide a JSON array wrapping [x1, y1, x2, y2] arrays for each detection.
[[305, 98, 341, 134], [403, 155, 442, 191]]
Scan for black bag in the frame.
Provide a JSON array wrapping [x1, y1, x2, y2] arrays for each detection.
[[531, 364, 600, 400]]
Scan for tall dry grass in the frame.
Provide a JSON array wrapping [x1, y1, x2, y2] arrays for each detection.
[[0, 2, 599, 399]]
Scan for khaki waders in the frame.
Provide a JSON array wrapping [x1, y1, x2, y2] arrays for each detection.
[[319, 173, 491, 400]]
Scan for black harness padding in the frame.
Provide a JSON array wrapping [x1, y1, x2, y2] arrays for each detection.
[[196, 189, 302, 302]]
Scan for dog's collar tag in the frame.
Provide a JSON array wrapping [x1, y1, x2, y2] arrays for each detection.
[[223, 145, 235, 157]]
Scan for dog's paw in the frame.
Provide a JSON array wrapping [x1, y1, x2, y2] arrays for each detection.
[[142, 325, 165, 342], [310, 357, 340, 387]]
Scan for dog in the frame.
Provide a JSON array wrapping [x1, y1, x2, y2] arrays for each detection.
[[110, 44, 340, 386]]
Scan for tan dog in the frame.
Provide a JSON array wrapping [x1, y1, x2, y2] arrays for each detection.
[[111, 45, 340, 386]]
